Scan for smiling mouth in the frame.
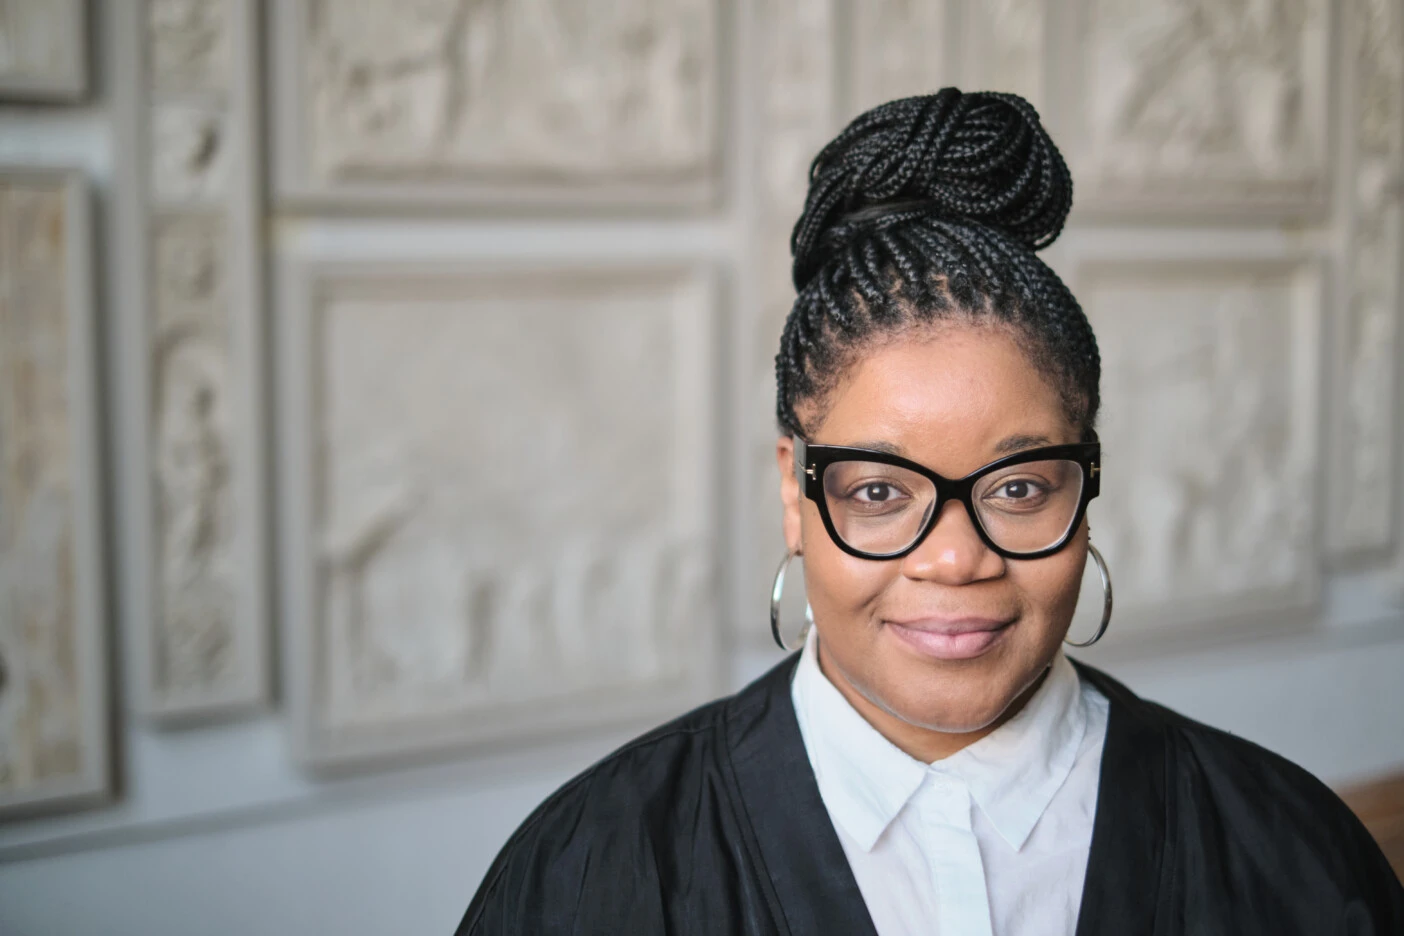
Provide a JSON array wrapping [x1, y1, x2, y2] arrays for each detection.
[[884, 617, 1016, 661]]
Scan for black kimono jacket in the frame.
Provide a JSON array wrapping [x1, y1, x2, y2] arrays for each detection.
[[457, 653, 1404, 935]]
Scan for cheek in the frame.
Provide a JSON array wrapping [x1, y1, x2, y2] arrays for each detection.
[[799, 505, 895, 616], [1008, 525, 1088, 635]]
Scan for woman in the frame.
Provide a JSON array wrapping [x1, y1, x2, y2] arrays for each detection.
[[457, 89, 1403, 935]]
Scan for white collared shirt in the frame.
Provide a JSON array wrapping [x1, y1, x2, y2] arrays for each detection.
[[790, 626, 1110, 936]]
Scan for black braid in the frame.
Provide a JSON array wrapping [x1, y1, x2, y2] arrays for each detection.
[[775, 87, 1100, 442]]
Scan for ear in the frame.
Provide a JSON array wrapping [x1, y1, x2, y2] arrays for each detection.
[[775, 436, 804, 552]]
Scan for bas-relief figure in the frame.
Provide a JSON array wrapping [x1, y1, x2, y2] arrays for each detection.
[[152, 214, 237, 696], [297, 269, 715, 762], [294, 0, 717, 194], [0, 0, 86, 100], [1082, 261, 1321, 635], [148, 0, 229, 93], [150, 102, 232, 207], [1075, 0, 1329, 211], [1331, 0, 1403, 554], [0, 175, 106, 815]]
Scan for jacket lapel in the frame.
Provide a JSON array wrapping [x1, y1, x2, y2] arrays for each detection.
[[1070, 659, 1172, 936], [722, 653, 881, 936]]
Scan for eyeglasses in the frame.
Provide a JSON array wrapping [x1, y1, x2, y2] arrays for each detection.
[[793, 437, 1101, 560]]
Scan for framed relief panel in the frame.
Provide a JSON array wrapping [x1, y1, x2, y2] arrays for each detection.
[[0, 0, 87, 102], [1051, 0, 1333, 220], [277, 260, 721, 770], [0, 169, 111, 818], [268, 0, 724, 212], [112, 0, 270, 722], [1073, 254, 1326, 648]]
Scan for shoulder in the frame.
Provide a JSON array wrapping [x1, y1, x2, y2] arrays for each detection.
[[1076, 661, 1403, 919], [455, 658, 791, 935]]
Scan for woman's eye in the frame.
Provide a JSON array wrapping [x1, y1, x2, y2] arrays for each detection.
[[998, 479, 1035, 499], [850, 482, 905, 503], [987, 477, 1050, 502]]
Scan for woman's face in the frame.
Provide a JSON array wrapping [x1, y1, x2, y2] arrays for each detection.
[[776, 323, 1088, 738]]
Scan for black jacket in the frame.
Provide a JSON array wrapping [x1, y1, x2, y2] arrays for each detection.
[[458, 652, 1404, 934]]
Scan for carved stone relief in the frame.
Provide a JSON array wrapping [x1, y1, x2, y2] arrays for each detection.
[[148, 0, 229, 93], [149, 103, 233, 206], [962, 0, 1046, 106], [0, 171, 109, 817], [151, 213, 238, 697], [0, 0, 86, 101], [272, 0, 720, 209], [1328, 0, 1404, 555], [284, 264, 718, 767], [128, 0, 267, 719], [1077, 258, 1323, 641], [1063, 0, 1331, 217]]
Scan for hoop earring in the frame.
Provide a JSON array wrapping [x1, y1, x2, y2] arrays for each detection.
[[770, 547, 812, 652], [1065, 541, 1113, 648]]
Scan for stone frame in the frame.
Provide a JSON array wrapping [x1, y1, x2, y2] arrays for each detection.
[[0, 168, 111, 818], [275, 257, 723, 771], [266, 0, 727, 213]]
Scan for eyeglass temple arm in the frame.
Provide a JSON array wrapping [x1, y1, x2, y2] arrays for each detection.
[[792, 436, 812, 489]]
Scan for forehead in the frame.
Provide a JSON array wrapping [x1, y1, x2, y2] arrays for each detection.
[[809, 324, 1074, 476]]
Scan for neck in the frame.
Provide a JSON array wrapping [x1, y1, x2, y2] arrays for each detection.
[[815, 639, 1049, 763]]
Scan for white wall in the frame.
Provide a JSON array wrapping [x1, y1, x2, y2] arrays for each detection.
[[1, 2, 1402, 935]]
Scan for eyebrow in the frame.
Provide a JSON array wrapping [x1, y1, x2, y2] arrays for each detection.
[[846, 434, 1056, 458], [993, 433, 1054, 455]]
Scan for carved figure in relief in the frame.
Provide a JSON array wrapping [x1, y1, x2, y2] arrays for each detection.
[[1094, 0, 1320, 178], [303, 0, 714, 180], [155, 331, 235, 691], [321, 487, 702, 719], [148, 0, 228, 91], [152, 103, 230, 203]]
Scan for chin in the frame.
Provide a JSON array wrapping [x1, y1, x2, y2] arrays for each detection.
[[879, 655, 1033, 734]]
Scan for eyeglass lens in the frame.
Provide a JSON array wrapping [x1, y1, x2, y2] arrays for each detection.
[[820, 458, 1086, 556]]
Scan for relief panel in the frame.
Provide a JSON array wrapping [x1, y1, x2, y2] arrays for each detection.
[[0, 171, 110, 818], [0, 0, 87, 101], [1060, 0, 1331, 218], [1075, 256, 1324, 643], [270, 0, 722, 210], [121, 0, 269, 720], [280, 262, 719, 768]]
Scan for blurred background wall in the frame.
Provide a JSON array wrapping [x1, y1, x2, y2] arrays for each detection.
[[0, 0, 1402, 932]]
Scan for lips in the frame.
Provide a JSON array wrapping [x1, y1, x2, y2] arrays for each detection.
[[885, 616, 1016, 661]]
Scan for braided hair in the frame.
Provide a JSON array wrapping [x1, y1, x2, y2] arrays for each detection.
[[775, 88, 1101, 443]]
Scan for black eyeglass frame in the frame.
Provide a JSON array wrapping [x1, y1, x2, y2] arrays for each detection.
[[793, 437, 1101, 561]]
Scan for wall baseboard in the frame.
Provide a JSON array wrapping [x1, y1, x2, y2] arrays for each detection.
[[1339, 772, 1404, 881]]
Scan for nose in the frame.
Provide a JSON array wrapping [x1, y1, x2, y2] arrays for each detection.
[[899, 498, 1005, 585]]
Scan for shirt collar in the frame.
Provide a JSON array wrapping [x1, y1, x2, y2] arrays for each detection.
[[791, 625, 1089, 854]]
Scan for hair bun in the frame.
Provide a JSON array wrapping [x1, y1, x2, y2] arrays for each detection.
[[791, 88, 1073, 291]]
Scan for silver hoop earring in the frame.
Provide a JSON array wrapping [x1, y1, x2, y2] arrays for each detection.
[[770, 547, 812, 652], [1065, 542, 1113, 648]]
